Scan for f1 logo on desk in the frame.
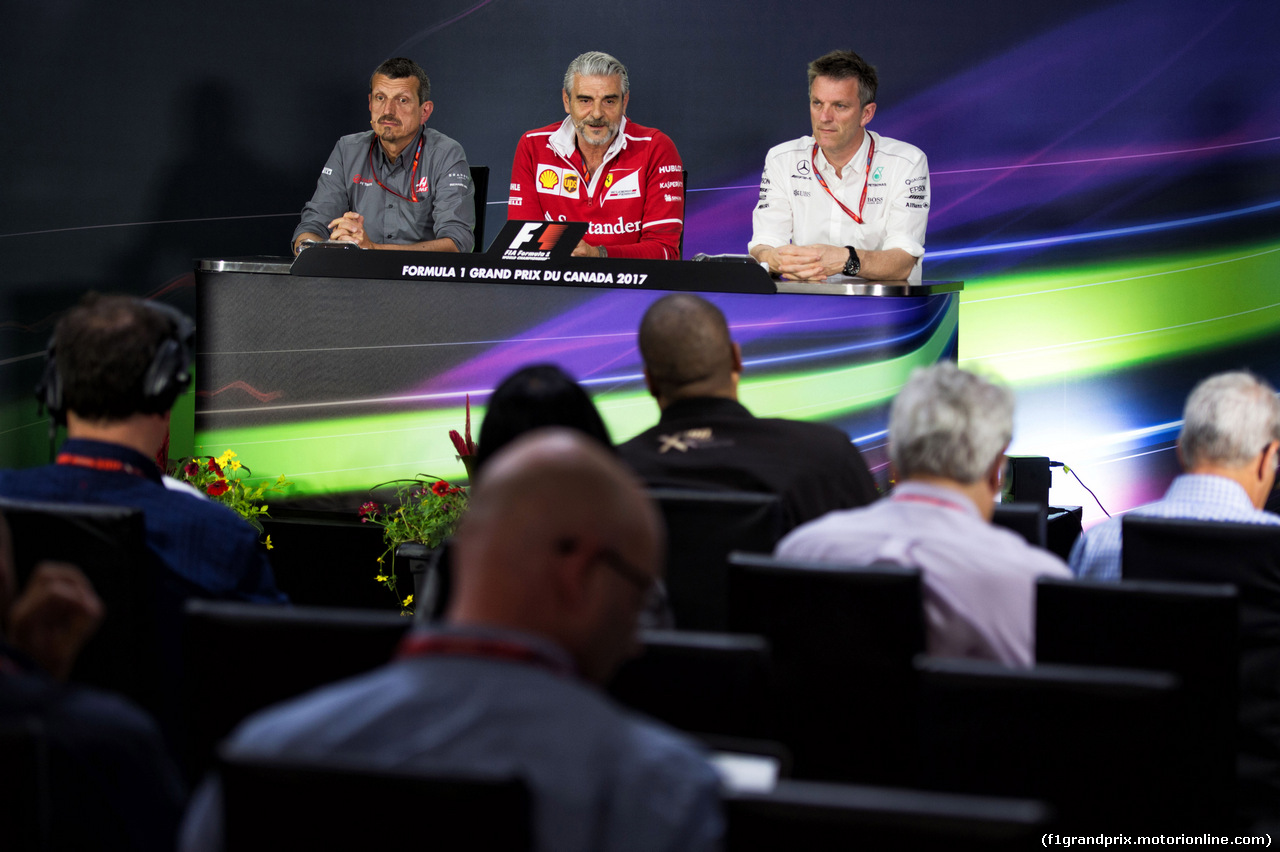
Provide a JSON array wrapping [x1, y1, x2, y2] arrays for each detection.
[[492, 220, 589, 262]]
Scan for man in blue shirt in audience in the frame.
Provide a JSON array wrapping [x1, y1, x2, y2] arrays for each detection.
[[181, 429, 723, 852], [0, 292, 285, 605], [1069, 371, 1280, 581]]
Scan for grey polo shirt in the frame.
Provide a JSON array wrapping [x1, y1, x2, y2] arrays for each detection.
[[292, 127, 475, 252]]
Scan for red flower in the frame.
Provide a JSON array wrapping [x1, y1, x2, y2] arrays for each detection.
[[358, 501, 379, 522], [206, 480, 230, 497], [431, 480, 451, 496], [206, 458, 222, 475], [448, 394, 477, 457], [183, 461, 200, 478]]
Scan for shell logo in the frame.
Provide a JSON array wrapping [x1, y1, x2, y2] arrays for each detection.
[[538, 169, 560, 190]]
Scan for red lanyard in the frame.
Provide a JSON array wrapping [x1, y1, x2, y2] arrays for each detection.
[[811, 134, 876, 225], [56, 452, 153, 480], [891, 491, 968, 513], [397, 633, 573, 678], [367, 134, 425, 202]]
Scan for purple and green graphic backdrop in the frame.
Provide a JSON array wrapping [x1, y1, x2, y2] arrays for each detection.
[[3, 0, 1278, 527]]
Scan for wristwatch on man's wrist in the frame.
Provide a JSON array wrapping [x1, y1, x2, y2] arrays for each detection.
[[842, 246, 861, 277]]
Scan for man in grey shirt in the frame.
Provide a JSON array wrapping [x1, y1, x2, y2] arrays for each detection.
[[181, 430, 723, 852], [291, 57, 475, 255]]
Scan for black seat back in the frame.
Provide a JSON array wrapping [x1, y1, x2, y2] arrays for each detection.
[[724, 778, 1050, 852], [183, 600, 409, 779], [0, 498, 159, 709], [649, 488, 782, 631], [607, 628, 775, 741], [471, 164, 490, 251], [915, 657, 1190, 832], [1035, 575, 1238, 826], [220, 751, 531, 850], [992, 501, 1047, 548], [727, 552, 923, 784], [1122, 515, 1280, 826]]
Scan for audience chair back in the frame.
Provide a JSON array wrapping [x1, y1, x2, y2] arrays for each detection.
[[183, 600, 410, 780], [724, 778, 1050, 852], [0, 716, 50, 852], [914, 656, 1191, 833], [649, 488, 783, 631], [471, 165, 490, 251], [727, 552, 924, 785], [219, 751, 532, 850], [991, 501, 1048, 548], [606, 628, 776, 742], [1035, 575, 1238, 827], [1122, 515, 1280, 828], [0, 498, 163, 714]]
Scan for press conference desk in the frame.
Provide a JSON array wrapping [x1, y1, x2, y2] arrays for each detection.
[[193, 249, 961, 504]]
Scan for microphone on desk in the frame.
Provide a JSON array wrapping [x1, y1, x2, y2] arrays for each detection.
[[692, 253, 757, 263]]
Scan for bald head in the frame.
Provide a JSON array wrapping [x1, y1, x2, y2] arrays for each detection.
[[638, 294, 742, 406], [448, 428, 663, 682]]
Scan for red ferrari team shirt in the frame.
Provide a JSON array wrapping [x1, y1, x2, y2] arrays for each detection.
[[508, 116, 685, 259]]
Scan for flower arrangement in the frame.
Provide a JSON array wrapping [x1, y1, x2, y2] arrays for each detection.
[[171, 450, 291, 546], [360, 476, 468, 614]]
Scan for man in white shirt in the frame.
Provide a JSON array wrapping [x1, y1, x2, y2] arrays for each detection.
[[749, 49, 929, 284]]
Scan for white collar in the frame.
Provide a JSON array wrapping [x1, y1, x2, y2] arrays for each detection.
[[814, 129, 873, 180], [548, 115, 631, 163]]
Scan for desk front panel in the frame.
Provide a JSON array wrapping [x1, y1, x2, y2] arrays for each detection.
[[195, 271, 958, 505]]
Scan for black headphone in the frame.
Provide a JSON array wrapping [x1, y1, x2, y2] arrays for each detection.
[[36, 298, 196, 425]]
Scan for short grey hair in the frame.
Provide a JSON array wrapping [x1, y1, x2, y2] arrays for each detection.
[[1179, 371, 1280, 469], [889, 362, 1015, 484], [563, 51, 629, 95]]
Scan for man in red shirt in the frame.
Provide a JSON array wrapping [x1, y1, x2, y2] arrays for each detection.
[[508, 51, 685, 259]]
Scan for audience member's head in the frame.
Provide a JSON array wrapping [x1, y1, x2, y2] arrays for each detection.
[[638, 293, 743, 407], [1178, 371, 1280, 507], [448, 428, 662, 683], [39, 293, 193, 460], [889, 362, 1014, 518], [473, 364, 612, 475]]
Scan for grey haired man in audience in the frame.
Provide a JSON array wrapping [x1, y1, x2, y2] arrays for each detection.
[[776, 361, 1071, 666], [1069, 370, 1280, 581], [181, 429, 723, 852]]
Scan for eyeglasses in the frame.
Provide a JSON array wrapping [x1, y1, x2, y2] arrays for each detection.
[[555, 537, 661, 604], [597, 548, 657, 597]]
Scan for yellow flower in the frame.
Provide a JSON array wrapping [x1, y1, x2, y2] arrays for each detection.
[[403, 594, 414, 607], [216, 449, 237, 466], [377, 555, 384, 564], [264, 535, 274, 551], [376, 574, 388, 583]]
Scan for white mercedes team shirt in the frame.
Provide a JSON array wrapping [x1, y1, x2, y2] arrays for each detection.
[[749, 130, 929, 283]]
